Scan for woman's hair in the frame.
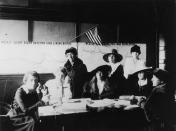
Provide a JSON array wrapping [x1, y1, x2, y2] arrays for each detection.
[[96, 70, 109, 81], [53, 67, 67, 79], [130, 45, 141, 54], [90, 65, 111, 80], [23, 71, 40, 84], [65, 47, 77, 56]]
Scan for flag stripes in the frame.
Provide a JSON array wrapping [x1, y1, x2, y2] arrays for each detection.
[[85, 27, 102, 45]]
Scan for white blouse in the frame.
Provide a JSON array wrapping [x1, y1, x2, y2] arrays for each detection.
[[45, 77, 72, 104], [124, 57, 145, 78]]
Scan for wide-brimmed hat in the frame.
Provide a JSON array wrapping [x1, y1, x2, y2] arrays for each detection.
[[153, 68, 169, 82], [132, 66, 153, 76], [90, 65, 111, 76], [103, 49, 123, 63]]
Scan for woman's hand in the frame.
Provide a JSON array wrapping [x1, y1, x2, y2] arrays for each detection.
[[41, 85, 48, 96], [137, 96, 146, 108], [36, 83, 42, 93], [41, 94, 50, 105]]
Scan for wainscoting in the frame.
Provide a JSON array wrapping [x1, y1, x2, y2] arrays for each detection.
[[0, 73, 54, 104]]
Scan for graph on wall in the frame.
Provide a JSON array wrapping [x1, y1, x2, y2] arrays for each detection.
[[0, 41, 146, 74], [78, 43, 146, 71], [0, 41, 72, 74]]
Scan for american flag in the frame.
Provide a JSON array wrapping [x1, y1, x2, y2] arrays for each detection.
[[85, 27, 102, 45]]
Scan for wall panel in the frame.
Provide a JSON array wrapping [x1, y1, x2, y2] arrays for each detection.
[[33, 21, 76, 42]]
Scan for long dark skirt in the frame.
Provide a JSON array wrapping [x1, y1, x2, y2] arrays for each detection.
[[126, 74, 138, 95], [10, 115, 36, 131]]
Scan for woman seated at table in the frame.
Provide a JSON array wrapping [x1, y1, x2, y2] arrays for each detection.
[[139, 68, 175, 124], [7, 71, 49, 131], [44, 67, 72, 104], [132, 66, 153, 97], [82, 65, 114, 100]]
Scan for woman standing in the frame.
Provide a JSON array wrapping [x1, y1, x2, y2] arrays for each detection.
[[103, 49, 126, 98], [124, 45, 145, 78], [64, 47, 87, 98], [124, 45, 146, 94]]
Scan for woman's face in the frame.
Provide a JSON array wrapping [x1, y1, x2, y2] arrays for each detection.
[[108, 54, 116, 64], [131, 52, 139, 59], [26, 74, 39, 91], [66, 52, 76, 63], [96, 71, 103, 80], [151, 75, 160, 86], [138, 72, 145, 80]]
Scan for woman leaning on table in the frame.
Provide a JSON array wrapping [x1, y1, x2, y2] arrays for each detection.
[[132, 66, 153, 97], [139, 68, 175, 127], [7, 71, 49, 131], [82, 65, 113, 100]]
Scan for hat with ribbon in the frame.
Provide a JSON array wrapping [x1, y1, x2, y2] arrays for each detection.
[[132, 65, 153, 76], [103, 49, 123, 63]]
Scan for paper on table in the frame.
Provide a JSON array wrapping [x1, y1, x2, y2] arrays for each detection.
[[61, 102, 87, 114], [39, 102, 88, 116], [124, 105, 139, 110], [87, 99, 115, 108], [67, 98, 91, 103], [114, 99, 131, 107], [119, 95, 131, 100], [58, 99, 91, 114], [38, 105, 62, 116]]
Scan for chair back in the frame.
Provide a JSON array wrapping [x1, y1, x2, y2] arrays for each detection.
[[0, 101, 12, 131], [0, 101, 11, 115]]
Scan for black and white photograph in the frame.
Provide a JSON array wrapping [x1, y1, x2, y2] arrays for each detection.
[[0, 0, 176, 131]]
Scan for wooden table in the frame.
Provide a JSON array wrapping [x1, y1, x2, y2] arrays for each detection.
[[38, 98, 149, 131]]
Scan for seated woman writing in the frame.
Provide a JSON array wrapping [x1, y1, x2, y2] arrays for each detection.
[[7, 71, 49, 131], [82, 65, 113, 100], [44, 67, 72, 104]]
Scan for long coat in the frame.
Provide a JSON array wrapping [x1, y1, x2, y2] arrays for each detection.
[[64, 57, 87, 98], [144, 83, 175, 122], [108, 64, 127, 98]]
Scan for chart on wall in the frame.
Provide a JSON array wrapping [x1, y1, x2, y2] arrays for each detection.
[[0, 41, 146, 74], [0, 41, 73, 74], [78, 43, 146, 72]]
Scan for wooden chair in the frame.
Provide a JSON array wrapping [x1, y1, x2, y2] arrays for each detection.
[[0, 101, 12, 131]]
